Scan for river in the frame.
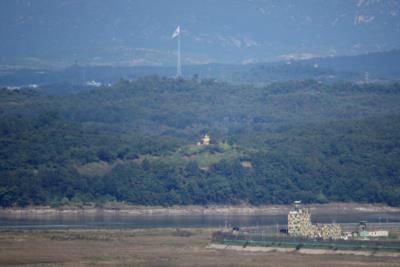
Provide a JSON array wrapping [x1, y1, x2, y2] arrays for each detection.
[[1, 212, 399, 230]]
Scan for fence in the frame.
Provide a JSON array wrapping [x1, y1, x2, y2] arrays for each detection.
[[212, 231, 400, 252]]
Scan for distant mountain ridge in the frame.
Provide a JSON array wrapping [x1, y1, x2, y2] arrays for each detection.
[[301, 49, 400, 78], [0, 0, 399, 68], [1, 49, 399, 87]]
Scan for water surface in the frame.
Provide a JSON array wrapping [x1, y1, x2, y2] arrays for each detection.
[[1, 212, 399, 230]]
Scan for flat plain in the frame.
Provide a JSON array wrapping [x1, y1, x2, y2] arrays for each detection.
[[0, 228, 400, 267]]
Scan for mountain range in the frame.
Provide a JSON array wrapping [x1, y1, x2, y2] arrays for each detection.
[[1, 0, 399, 68]]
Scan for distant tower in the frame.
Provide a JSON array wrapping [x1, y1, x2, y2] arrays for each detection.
[[172, 25, 182, 77], [365, 72, 369, 84]]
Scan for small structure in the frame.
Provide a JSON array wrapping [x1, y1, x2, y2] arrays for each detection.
[[368, 230, 389, 238], [197, 134, 211, 146], [358, 221, 369, 238], [358, 221, 367, 232], [354, 221, 389, 239], [240, 161, 253, 168]]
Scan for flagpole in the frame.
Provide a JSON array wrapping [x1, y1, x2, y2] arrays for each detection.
[[177, 33, 182, 77]]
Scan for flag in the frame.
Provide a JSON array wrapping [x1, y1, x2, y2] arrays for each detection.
[[172, 25, 180, 39]]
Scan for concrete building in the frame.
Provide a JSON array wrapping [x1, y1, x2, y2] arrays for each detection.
[[287, 201, 342, 240], [368, 231, 389, 238], [288, 202, 313, 237], [312, 224, 342, 240]]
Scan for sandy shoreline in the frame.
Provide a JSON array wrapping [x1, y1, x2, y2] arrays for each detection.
[[1, 203, 399, 216]]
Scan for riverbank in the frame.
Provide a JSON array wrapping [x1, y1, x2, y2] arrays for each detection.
[[1, 228, 400, 267], [208, 244, 400, 258], [1, 203, 399, 216]]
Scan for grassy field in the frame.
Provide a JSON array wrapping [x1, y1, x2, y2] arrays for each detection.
[[0, 228, 400, 267]]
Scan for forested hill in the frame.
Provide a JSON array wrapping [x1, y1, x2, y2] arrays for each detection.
[[1, 78, 400, 207]]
